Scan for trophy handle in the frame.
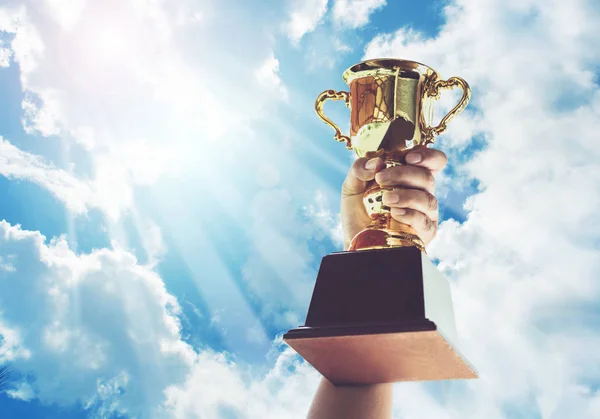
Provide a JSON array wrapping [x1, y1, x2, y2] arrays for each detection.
[[423, 76, 471, 140], [315, 90, 353, 149]]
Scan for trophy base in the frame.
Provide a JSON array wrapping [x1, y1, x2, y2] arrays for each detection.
[[283, 247, 477, 384], [284, 322, 476, 385]]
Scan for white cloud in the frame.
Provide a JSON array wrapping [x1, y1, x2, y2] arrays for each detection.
[[160, 347, 320, 418], [304, 189, 343, 248], [0, 221, 320, 417], [2, 0, 598, 417], [0, 255, 16, 272], [0, 44, 11, 67], [285, 0, 329, 44], [42, 0, 87, 31], [140, 219, 166, 267], [0, 136, 96, 214], [6, 381, 35, 401], [0, 221, 194, 415], [255, 52, 289, 101], [21, 91, 62, 137], [0, 0, 291, 221], [332, 0, 386, 29], [363, 0, 600, 416], [0, 134, 190, 220], [0, 5, 44, 80]]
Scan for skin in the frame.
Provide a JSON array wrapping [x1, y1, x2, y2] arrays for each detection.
[[308, 146, 448, 419], [341, 146, 448, 250]]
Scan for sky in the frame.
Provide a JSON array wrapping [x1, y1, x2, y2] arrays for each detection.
[[0, 0, 599, 418]]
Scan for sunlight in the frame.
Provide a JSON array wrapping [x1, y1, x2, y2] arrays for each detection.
[[141, 187, 273, 361], [86, 25, 130, 63], [57, 12, 140, 95]]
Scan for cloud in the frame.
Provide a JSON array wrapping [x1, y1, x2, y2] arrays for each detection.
[[285, 0, 329, 44], [0, 0, 293, 221], [0, 220, 194, 416], [160, 347, 320, 418], [304, 189, 343, 248], [0, 221, 319, 418], [255, 51, 289, 101], [0, 136, 96, 214], [41, 0, 87, 31], [363, 0, 600, 416], [6, 381, 35, 401], [21, 92, 62, 137], [0, 221, 320, 418], [0, 44, 11, 67], [2, 0, 598, 418], [0, 255, 16, 272], [332, 0, 387, 29]]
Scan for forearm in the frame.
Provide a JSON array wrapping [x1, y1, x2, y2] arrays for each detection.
[[307, 377, 393, 419]]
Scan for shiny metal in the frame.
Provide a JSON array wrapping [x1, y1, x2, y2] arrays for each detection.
[[422, 76, 471, 140], [315, 58, 471, 252], [315, 90, 352, 148], [357, 157, 426, 252]]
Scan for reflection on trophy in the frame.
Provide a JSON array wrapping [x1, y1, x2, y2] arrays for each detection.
[[284, 59, 477, 384]]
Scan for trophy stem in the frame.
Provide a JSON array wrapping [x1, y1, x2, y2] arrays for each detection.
[[348, 213, 425, 252], [348, 152, 426, 252]]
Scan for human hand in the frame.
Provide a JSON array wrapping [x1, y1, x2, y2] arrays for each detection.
[[340, 146, 448, 250]]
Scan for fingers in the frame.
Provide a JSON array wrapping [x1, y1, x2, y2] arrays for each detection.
[[404, 147, 448, 173], [389, 207, 437, 243], [375, 164, 436, 195], [343, 147, 446, 197], [342, 157, 386, 197], [382, 188, 438, 222]]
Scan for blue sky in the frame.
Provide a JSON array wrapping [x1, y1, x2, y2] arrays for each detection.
[[1, 0, 600, 418]]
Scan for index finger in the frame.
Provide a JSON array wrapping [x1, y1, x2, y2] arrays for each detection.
[[405, 147, 448, 173]]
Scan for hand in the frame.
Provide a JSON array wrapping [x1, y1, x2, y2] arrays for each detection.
[[340, 146, 448, 250]]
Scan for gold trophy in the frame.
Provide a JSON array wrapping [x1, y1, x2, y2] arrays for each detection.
[[284, 59, 477, 384]]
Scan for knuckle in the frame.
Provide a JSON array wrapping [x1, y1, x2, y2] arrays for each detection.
[[351, 158, 371, 181], [408, 192, 420, 208], [430, 147, 447, 162], [426, 193, 438, 212], [423, 215, 435, 231], [395, 189, 415, 207], [390, 166, 411, 184], [391, 165, 407, 176], [425, 147, 448, 167], [351, 157, 367, 172], [424, 171, 436, 190], [439, 150, 448, 166]]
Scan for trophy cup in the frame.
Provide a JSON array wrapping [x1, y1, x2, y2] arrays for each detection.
[[283, 59, 477, 384]]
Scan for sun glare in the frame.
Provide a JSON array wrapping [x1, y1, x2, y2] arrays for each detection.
[[60, 18, 140, 94], [79, 23, 132, 64], [89, 26, 129, 62]]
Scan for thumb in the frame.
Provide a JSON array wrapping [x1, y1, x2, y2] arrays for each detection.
[[342, 157, 385, 197]]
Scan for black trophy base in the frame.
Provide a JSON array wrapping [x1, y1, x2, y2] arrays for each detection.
[[283, 247, 477, 385]]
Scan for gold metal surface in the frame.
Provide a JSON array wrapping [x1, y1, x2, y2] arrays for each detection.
[[349, 154, 425, 252], [421, 76, 471, 142], [315, 58, 471, 252], [315, 89, 352, 149]]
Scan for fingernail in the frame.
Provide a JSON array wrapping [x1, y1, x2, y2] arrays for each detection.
[[406, 152, 422, 164], [391, 208, 407, 216], [365, 158, 379, 170], [383, 192, 399, 204], [375, 171, 390, 183]]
